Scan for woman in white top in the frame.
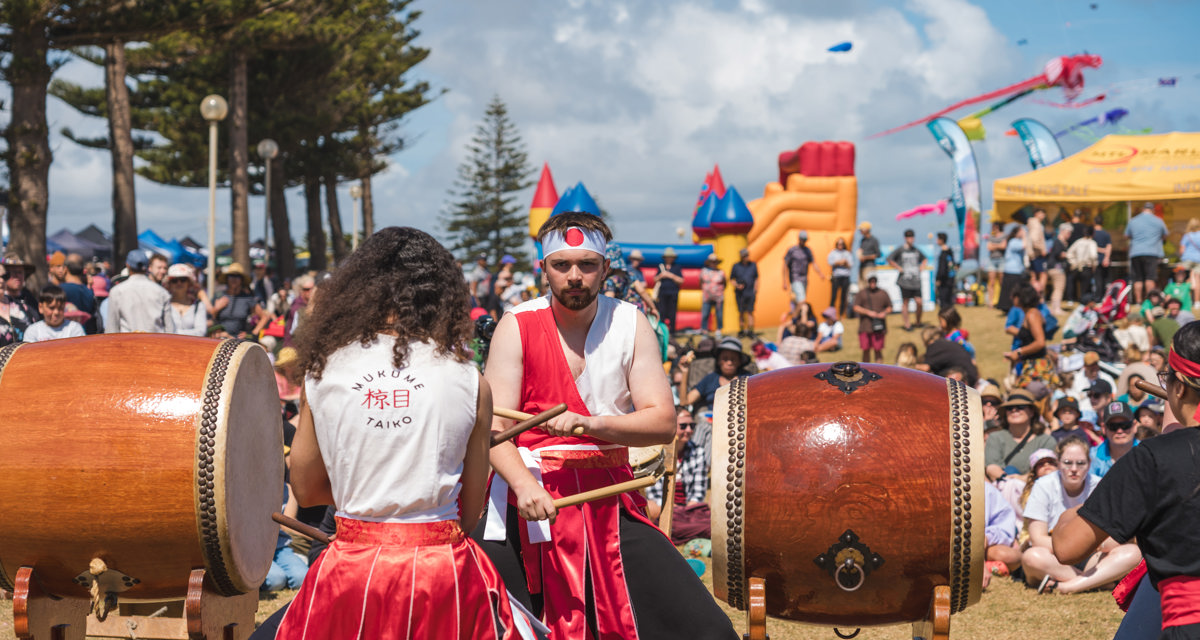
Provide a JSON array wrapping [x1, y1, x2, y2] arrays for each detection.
[[827, 236, 854, 317], [165, 264, 207, 337], [278, 227, 527, 640], [1020, 436, 1141, 594]]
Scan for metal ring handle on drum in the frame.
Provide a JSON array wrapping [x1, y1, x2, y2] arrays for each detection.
[[835, 557, 866, 592], [833, 627, 861, 639]]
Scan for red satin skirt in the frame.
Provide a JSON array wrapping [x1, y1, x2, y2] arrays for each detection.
[[275, 517, 522, 640]]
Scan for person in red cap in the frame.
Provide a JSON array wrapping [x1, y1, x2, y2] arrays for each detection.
[[1055, 322, 1200, 633]]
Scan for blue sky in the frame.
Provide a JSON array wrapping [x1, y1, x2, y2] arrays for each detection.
[[15, 0, 1200, 254]]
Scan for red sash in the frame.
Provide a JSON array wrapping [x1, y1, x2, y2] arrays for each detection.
[[1160, 575, 1200, 629]]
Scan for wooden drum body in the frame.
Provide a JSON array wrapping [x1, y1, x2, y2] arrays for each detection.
[[712, 362, 984, 626], [0, 335, 283, 599]]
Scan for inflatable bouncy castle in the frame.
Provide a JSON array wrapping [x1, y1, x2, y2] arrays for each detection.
[[529, 141, 858, 330]]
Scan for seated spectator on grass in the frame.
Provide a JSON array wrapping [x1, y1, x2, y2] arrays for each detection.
[[938, 307, 975, 359], [751, 340, 792, 372], [1050, 397, 1101, 445], [777, 300, 817, 344], [1134, 404, 1162, 438], [1090, 401, 1140, 478], [979, 384, 1003, 432], [916, 327, 978, 386], [984, 481, 1021, 579], [22, 285, 86, 343], [1113, 311, 1152, 353], [814, 306, 844, 353], [645, 406, 711, 545], [1085, 379, 1115, 427], [1116, 362, 1157, 408], [1020, 436, 1141, 594], [895, 342, 919, 369], [1069, 351, 1116, 403], [985, 389, 1059, 482], [678, 337, 753, 412], [1164, 265, 1193, 312]]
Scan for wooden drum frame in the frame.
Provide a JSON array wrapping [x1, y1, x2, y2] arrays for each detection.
[[711, 362, 985, 628], [0, 335, 283, 601]]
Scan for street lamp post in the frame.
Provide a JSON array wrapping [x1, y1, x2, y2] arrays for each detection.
[[200, 95, 228, 300], [256, 139, 279, 264], [349, 183, 362, 252]]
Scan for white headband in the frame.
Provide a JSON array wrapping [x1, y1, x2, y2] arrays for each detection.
[[542, 227, 607, 258]]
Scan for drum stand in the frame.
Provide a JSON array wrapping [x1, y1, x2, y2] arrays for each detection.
[[741, 582, 951, 640], [13, 567, 257, 640]]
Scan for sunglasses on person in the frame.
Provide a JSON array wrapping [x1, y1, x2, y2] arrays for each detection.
[[1106, 421, 1135, 432], [168, 278, 190, 285], [677, 421, 696, 430]]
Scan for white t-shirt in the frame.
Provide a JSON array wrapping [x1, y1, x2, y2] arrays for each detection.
[[1024, 471, 1101, 530], [305, 337, 479, 523], [22, 320, 85, 342], [818, 320, 844, 345]]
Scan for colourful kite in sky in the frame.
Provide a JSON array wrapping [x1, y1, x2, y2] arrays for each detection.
[[871, 54, 1103, 138]]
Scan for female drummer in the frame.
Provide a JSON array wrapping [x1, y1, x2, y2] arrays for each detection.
[[1054, 321, 1200, 638], [277, 227, 527, 640]]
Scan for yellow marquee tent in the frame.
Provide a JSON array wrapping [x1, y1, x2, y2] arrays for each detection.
[[993, 132, 1200, 251]]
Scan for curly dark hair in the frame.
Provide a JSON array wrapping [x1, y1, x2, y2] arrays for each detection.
[[296, 227, 473, 379]]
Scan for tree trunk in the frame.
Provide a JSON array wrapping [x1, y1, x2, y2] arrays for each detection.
[[324, 171, 348, 265], [303, 168, 327, 272], [4, 25, 53, 290], [228, 50, 251, 270], [268, 157, 295, 279], [361, 173, 375, 238], [106, 41, 138, 270]]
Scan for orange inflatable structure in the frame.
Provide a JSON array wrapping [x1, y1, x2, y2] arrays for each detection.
[[739, 141, 858, 329]]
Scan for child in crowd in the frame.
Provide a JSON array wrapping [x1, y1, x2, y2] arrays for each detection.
[[895, 342, 919, 368], [22, 285, 85, 342]]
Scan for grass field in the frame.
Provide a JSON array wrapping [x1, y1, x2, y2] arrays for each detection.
[[0, 306, 1132, 639]]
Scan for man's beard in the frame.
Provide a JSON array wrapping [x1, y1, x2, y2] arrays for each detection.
[[553, 284, 597, 311]]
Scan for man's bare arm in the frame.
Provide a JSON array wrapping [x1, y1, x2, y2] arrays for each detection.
[[484, 314, 558, 523]]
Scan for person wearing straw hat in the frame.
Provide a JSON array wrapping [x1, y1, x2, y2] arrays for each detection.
[[985, 389, 1058, 481], [856, 221, 880, 291], [211, 262, 264, 339], [0, 255, 39, 345], [699, 253, 726, 335]]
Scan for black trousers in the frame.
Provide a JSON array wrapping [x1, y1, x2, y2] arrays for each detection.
[[830, 276, 850, 316], [472, 504, 738, 639], [936, 279, 955, 309], [658, 292, 679, 334], [997, 272, 1023, 312]]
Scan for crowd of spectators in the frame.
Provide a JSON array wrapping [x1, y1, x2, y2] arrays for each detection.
[[3, 204, 1197, 603]]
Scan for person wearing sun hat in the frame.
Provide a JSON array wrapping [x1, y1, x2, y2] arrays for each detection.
[[678, 335, 752, 413], [985, 388, 1059, 481]]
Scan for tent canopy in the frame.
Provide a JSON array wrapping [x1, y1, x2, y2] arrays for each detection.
[[993, 131, 1200, 223]]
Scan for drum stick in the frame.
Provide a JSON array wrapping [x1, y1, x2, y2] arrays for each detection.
[[492, 403, 584, 440], [552, 475, 661, 509], [272, 512, 332, 546], [489, 403, 568, 444], [1134, 378, 1168, 400]]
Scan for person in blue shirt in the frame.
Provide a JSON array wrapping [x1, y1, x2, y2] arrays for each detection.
[[1089, 400, 1139, 478], [1124, 202, 1169, 305]]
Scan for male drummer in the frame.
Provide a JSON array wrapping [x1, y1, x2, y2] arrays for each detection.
[[476, 211, 737, 639]]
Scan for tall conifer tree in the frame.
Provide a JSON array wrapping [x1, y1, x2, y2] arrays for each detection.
[[443, 96, 534, 271]]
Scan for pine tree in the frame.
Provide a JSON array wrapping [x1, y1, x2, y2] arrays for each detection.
[[443, 96, 534, 271]]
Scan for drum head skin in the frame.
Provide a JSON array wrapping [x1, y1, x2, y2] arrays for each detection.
[[711, 363, 984, 626]]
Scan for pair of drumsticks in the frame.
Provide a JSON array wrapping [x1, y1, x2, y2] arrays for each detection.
[[274, 403, 666, 543]]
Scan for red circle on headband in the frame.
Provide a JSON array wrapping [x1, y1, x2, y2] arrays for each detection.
[[565, 228, 584, 247]]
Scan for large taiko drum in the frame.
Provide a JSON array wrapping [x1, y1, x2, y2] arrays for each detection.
[[0, 335, 283, 599], [711, 362, 985, 626]]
